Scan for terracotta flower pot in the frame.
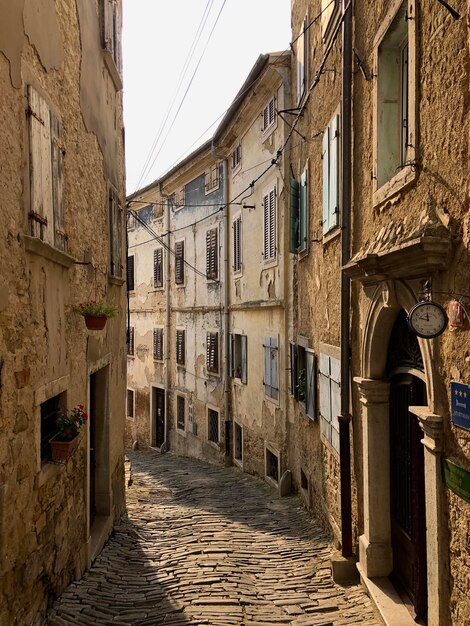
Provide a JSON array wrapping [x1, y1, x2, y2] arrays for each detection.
[[84, 314, 107, 330], [49, 435, 80, 464]]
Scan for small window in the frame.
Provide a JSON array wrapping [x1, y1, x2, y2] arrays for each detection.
[[264, 336, 279, 401], [261, 96, 276, 133], [291, 343, 317, 420], [109, 188, 123, 278], [127, 389, 134, 419], [205, 163, 220, 193], [101, 0, 121, 72], [230, 333, 247, 384], [322, 113, 340, 235], [127, 326, 135, 356], [289, 170, 308, 253], [319, 352, 340, 452], [127, 255, 135, 291], [263, 186, 277, 263], [175, 240, 185, 285], [154, 248, 163, 288], [176, 329, 185, 366], [234, 422, 243, 461], [232, 215, 242, 274], [40, 393, 65, 463], [206, 332, 219, 374], [266, 448, 279, 483], [206, 228, 218, 280], [153, 328, 163, 361], [208, 408, 219, 444], [176, 395, 185, 431], [232, 145, 241, 171]]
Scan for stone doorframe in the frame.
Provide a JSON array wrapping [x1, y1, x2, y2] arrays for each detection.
[[354, 280, 448, 626]]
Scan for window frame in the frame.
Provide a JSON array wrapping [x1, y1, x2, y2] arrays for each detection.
[[265, 445, 280, 485], [232, 214, 242, 276], [127, 389, 135, 420], [153, 327, 164, 362], [100, 0, 123, 89], [231, 144, 242, 172], [127, 326, 135, 356], [176, 394, 186, 431], [263, 335, 279, 402], [205, 163, 220, 194], [207, 407, 220, 445], [206, 227, 219, 280], [109, 186, 123, 278], [176, 328, 186, 367], [261, 96, 277, 135], [229, 332, 247, 384], [319, 346, 341, 453], [127, 254, 135, 291], [174, 239, 185, 286], [153, 247, 164, 289], [206, 331, 219, 375], [40, 392, 66, 464]]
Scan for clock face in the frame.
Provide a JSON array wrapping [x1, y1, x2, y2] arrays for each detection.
[[407, 302, 448, 339]]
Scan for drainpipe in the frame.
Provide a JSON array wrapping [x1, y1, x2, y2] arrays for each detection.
[[163, 186, 171, 449], [339, 0, 353, 558], [211, 142, 230, 461]]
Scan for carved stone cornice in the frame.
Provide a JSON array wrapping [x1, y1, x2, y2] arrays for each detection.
[[354, 377, 390, 404], [409, 406, 443, 453]]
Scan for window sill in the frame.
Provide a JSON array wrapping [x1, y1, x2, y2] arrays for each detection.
[[23, 235, 76, 268], [103, 49, 123, 91], [176, 427, 187, 437], [264, 394, 280, 407], [320, 432, 340, 458], [109, 275, 125, 286], [322, 227, 341, 246], [207, 440, 221, 450], [373, 164, 416, 209], [262, 121, 277, 139], [262, 258, 278, 270], [126, 415, 134, 421]]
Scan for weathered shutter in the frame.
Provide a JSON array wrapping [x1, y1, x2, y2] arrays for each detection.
[[233, 217, 241, 272], [269, 188, 276, 260], [263, 193, 269, 260], [269, 97, 275, 126], [127, 255, 135, 291], [154, 328, 163, 360], [102, 0, 114, 52], [319, 353, 331, 439], [290, 179, 300, 253], [175, 241, 184, 284], [322, 126, 329, 234], [228, 333, 234, 377], [271, 336, 278, 400], [153, 329, 158, 360], [50, 112, 65, 250], [154, 248, 163, 287], [330, 355, 341, 451], [262, 104, 269, 131], [290, 343, 298, 399], [329, 114, 339, 229], [128, 327, 135, 356], [206, 228, 218, 279], [241, 334, 247, 384], [306, 350, 316, 419], [264, 338, 272, 396], [176, 330, 185, 365], [28, 85, 53, 244], [299, 170, 308, 252]]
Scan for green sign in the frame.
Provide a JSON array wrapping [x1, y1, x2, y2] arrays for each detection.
[[442, 459, 470, 503]]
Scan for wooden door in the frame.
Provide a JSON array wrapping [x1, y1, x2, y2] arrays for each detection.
[[89, 373, 97, 525], [154, 388, 165, 448], [389, 374, 427, 622]]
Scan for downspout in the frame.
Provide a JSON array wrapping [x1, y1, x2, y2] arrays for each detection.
[[211, 142, 230, 461], [163, 186, 171, 449], [339, 0, 353, 557]]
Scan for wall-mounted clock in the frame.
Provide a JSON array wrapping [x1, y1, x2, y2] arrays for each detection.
[[407, 301, 448, 339]]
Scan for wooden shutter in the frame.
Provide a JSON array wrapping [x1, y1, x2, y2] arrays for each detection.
[[175, 240, 184, 284], [263, 188, 276, 262], [269, 97, 275, 126], [299, 170, 308, 252], [228, 333, 234, 377], [206, 228, 218, 279], [262, 104, 269, 131], [154, 328, 163, 360], [233, 217, 241, 273], [329, 114, 339, 230], [176, 329, 185, 365], [319, 353, 331, 439], [264, 338, 272, 396], [28, 85, 53, 244], [322, 126, 330, 234], [206, 332, 218, 373], [154, 248, 163, 287], [241, 334, 247, 384], [330, 355, 341, 451], [264, 337, 278, 399], [290, 343, 298, 399], [50, 112, 65, 250], [306, 350, 316, 419], [290, 179, 300, 253], [127, 327, 135, 356], [127, 255, 135, 291]]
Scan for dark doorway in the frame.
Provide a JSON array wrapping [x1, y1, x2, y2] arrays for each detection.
[[89, 373, 97, 526], [389, 373, 427, 622], [153, 387, 165, 448], [89, 367, 110, 530]]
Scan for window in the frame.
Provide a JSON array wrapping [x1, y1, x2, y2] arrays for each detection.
[[290, 343, 317, 420], [169, 189, 185, 210], [205, 163, 220, 193], [127, 255, 135, 291], [40, 393, 64, 463], [101, 0, 121, 72], [176, 329, 185, 366], [321, 0, 338, 38], [266, 448, 279, 483], [296, 17, 308, 104], [206, 228, 218, 279], [264, 336, 279, 401], [375, 1, 415, 195], [153, 328, 163, 361], [230, 333, 247, 384], [154, 248, 163, 288], [206, 332, 219, 374], [127, 389, 134, 419], [176, 395, 185, 431], [232, 144, 241, 171], [109, 188, 123, 277], [322, 113, 340, 235], [234, 423, 243, 462], [127, 326, 135, 356], [233, 215, 242, 274], [263, 186, 277, 263], [175, 240, 185, 285], [290, 170, 308, 253], [208, 408, 219, 444], [319, 351, 340, 452], [261, 96, 276, 133], [27, 85, 66, 251]]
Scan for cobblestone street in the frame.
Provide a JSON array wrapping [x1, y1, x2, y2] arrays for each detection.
[[47, 451, 381, 626]]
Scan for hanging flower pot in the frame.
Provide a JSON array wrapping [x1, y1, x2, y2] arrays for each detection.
[[84, 314, 108, 330], [49, 404, 88, 464], [73, 301, 118, 330]]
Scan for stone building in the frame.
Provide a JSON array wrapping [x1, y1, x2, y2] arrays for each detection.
[[0, 1, 126, 624]]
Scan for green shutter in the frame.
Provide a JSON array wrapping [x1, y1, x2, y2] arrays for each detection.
[[290, 179, 300, 252], [299, 170, 308, 252], [322, 127, 329, 234]]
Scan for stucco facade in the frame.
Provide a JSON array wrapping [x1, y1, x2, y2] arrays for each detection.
[[0, 1, 126, 624]]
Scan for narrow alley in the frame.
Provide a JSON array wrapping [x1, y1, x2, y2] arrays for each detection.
[[47, 451, 381, 626]]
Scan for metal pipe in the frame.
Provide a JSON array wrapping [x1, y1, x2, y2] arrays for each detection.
[[339, 0, 353, 558]]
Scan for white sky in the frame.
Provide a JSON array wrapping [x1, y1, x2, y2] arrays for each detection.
[[122, 0, 291, 195]]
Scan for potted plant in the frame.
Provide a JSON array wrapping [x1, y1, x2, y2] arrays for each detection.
[[73, 300, 118, 330], [49, 404, 88, 463]]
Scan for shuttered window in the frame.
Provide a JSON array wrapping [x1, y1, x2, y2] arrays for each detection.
[[232, 145, 241, 170], [305, 349, 317, 420], [296, 17, 308, 104], [28, 85, 66, 250], [153, 328, 163, 361], [322, 113, 340, 235], [233, 216, 242, 274], [290, 172, 308, 253], [101, 0, 121, 72], [230, 333, 247, 384], [264, 336, 279, 400], [175, 240, 185, 284], [206, 228, 218, 279], [127, 255, 135, 291], [206, 332, 219, 374], [205, 163, 220, 193], [176, 395, 185, 430], [154, 248, 163, 288], [176, 329, 185, 366], [127, 327, 135, 356], [109, 188, 123, 278], [319, 352, 340, 451], [263, 187, 276, 263], [262, 96, 276, 132]]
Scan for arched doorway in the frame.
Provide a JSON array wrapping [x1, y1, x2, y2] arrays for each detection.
[[386, 311, 427, 622]]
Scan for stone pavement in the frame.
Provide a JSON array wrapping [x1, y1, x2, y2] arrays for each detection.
[[47, 450, 382, 626]]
